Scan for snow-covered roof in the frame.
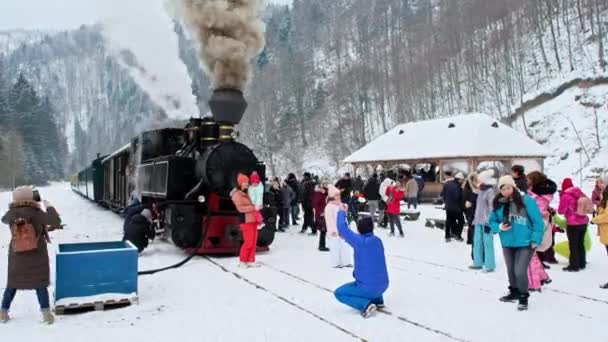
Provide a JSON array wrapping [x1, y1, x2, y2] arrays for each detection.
[[344, 113, 550, 164]]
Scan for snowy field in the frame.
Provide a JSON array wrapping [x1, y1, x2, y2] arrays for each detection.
[[1, 183, 607, 342]]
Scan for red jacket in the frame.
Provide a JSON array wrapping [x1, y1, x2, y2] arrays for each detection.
[[386, 186, 404, 215], [313, 190, 328, 220]]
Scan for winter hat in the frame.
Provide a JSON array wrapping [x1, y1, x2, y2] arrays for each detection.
[[498, 175, 517, 189], [141, 209, 152, 221], [327, 185, 341, 199], [250, 171, 261, 185], [478, 170, 497, 186], [12, 186, 34, 202], [455, 172, 465, 180], [561, 178, 574, 192], [237, 173, 249, 187], [356, 216, 374, 235]]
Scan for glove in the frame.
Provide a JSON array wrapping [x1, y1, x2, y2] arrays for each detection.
[[483, 226, 491, 234]]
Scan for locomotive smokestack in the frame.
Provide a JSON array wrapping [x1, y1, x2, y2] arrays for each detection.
[[208, 88, 247, 125]]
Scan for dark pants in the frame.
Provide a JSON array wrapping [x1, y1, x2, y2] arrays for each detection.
[[278, 207, 286, 227], [319, 231, 327, 249], [537, 232, 558, 263], [389, 214, 403, 235], [2, 288, 50, 310], [282, 208, 291, 227], [379, 201, 388, 227], [407, 197, 418, 209], [503, 247, 534, 295], [567, 225, 587, 269], [445, 210, 465, 239], [290, 205, 300, 224], [302, 207, 314, 232]]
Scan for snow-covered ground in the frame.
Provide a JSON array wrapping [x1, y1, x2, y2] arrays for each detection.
[[1, 183, 607, 342]]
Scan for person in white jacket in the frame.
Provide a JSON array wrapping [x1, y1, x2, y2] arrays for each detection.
[[378, 174, 396, 228], [325, 185, 353, 268]]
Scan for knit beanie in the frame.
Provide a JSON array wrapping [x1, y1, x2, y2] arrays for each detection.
[[478, 170, 497, 186], [327, 185, 340, 199], [356, 216, 374, 235], [237, 173, 249, 187], [12, 186, 34, 202], [561, 178, 574, 192], [498, 175, 517, 189], [250, 171, 260, 185]]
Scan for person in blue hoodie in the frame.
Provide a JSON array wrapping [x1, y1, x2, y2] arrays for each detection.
[[334, 214, 389, 318], [489, 175, 544, 311]]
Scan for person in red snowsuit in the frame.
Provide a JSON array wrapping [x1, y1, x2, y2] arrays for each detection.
[[231, 173, 260, 268]]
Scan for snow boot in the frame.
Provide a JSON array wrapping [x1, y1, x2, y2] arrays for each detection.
[[542, 262, 550, 269], [468, 265, 482, 270], [499, 287, 520, 302], [600, 282, 608, 289], [399, 233, 405, 238], [42, 309, 55, 325], [318, 247, 330, 252], [454, 236, 464, 242], [517, 294, 529, 311], [361, 303, 377, 318], [563, 266, 579, 272], [0, 310, 9, 323], [541, 278, 552, 286]]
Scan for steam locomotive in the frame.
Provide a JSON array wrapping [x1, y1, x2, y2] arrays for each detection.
[[70, 89, 276, 254]]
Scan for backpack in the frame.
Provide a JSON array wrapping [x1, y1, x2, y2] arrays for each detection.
[[10, 218, 39, 253], [576, 196, 594, 216]]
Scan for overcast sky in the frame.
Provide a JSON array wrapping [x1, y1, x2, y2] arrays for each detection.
[[0, 0, 292, 31]]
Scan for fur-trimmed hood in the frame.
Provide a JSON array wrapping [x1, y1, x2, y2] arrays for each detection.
[[9, 200, 41, 210]]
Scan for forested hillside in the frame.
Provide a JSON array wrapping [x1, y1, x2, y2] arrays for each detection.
[[240, 0, 608, 177]]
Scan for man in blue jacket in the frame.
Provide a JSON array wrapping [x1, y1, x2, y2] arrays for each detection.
[[334, 214, 389, 318]]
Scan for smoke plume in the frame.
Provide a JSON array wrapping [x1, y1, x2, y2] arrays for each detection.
[[97, 0, 199, 119], [177, 0, 266, 90]]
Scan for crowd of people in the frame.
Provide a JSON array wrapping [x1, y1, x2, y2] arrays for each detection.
[[443, 165, 607, 310], [3, 166, 608, 323]]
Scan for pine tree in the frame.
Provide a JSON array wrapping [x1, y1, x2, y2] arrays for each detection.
[[0, 56, 10, 129]]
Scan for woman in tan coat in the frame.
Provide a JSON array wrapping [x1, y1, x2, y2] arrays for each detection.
[[591, 187, 608, 289], [1, 186, 61, 324]]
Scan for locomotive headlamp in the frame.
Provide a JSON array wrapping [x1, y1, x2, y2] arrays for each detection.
[[198, 195, 206, 203]]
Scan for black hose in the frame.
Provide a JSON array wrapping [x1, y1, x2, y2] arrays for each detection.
[[137, 212, 211, 276]]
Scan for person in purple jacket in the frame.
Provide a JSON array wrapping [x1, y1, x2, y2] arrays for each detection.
[[334, 215, 389, 318]]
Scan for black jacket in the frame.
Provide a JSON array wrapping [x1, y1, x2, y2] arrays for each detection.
[[123, 202, 145, 233], [514, 176, 528, 192], [301, 179, 315, 210], [463, 183, 478, 222], [352, 177, 364, 193], [287, 178, 301, 205], [335, 178, 352, 203], [124, 214, 155, 252], [363, 178, 381, 201], [441, 179, 464, 212]]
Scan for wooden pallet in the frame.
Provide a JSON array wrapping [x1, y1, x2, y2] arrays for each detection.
[[55, 297, 137, 315]]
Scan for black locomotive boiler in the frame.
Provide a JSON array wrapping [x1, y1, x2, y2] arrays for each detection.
[[72, 89, 276, 254]]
